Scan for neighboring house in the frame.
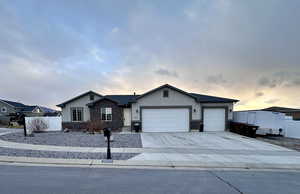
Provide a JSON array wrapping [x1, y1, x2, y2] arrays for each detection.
[[0, 100, 26, 124], [57, 84, 239, 132], [0, 99, 58, 124], [262, 106, 300, 120]]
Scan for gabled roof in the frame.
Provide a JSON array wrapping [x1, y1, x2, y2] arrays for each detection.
[[22, 105, 57, 113], [21, 105, 43, 112], [57, 91, 102, 108], [87, 95, 139, 107], [133, 84, 238, 103], [1, 99, 57, 113], [40, 106, 58, 113], [60, 84, 239, 108], [0, 99, 26, 108], [134, 84, 198, 101], [87, 96, 119, 107], [262, 106, 300, 113], [87, 84, 238, 106], [105, 95, 139, 105], [189, 93, 239, 103]]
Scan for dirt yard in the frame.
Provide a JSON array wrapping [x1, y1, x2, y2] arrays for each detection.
[[257, 136, 300, 152]]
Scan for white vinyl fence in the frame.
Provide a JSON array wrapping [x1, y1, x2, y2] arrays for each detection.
[[284, 120, 300, 139], [25, 116, 62, 133]]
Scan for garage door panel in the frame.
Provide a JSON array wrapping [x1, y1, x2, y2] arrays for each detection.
[[203, 108, 225, 131], [142, 109, 189, 132]]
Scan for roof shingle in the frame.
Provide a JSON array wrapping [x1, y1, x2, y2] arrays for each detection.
[[189, 93, 239, 103], [1, 100, 26, 108]]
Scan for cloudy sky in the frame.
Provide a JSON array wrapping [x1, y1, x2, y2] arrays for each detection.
[[1, 0, 300, 110]]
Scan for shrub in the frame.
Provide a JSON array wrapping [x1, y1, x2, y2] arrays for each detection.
[[87, 120, 105, 133], [28, 118, 49, 133]]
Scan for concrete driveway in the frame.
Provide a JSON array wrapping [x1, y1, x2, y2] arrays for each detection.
[[131, 132, 300, 169], [141, 132, 290, 151]]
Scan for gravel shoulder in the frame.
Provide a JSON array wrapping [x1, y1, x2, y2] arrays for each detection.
[[0, 132, 142, 148], [257, 136, 300, 152]]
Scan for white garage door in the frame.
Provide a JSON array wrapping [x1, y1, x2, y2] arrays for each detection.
[[203, 108, 226, 131], [142, 108, 189, 132]]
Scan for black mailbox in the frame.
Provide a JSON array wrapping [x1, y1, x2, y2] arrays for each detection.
[[103, 128, 112, 159], [103, 128, 111, 137], [21, 115, 27, 136]]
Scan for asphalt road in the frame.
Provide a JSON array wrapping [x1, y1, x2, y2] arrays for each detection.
[[0, 165, 300, 194]]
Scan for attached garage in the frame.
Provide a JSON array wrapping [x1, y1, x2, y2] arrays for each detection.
[[203, 108, 226, 131], [142, 108, 189, 132]]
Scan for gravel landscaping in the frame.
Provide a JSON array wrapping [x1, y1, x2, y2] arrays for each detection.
[[0, 132, 142, 148], [0, 147, 139, 160]]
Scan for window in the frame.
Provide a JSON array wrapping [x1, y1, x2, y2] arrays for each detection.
[[90, 94, 94, 101], [163, 90, 169, 98], [71, 107, 83, 122], [101, 107, 112, 121], [1, 107, 7, 113]]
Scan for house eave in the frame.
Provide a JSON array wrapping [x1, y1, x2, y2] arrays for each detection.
[[87, 97, 120, 107], [57, 91, 102, 108], [134, 84, 199, 102], [0, 99, 17, 108]]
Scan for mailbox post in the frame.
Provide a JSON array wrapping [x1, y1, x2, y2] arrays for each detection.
[[22, 115, 27, 137], [103, 128, 112, 159]]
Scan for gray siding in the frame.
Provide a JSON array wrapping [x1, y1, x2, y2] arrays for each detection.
[[0, 101, 16, 116], [0, 101, 16, 124], [131, 88, 200, 121], [61, 94, 101, 122]]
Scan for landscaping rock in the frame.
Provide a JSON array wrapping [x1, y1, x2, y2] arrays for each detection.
[[0, 147, 138, 160], [0, 132, 142, 148], [63, 129, 70, 133]]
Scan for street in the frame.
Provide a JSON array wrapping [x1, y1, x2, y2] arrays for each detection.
[[0, 165, 299, 194]]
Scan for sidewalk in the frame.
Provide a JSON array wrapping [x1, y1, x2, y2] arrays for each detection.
[[1, 155, 300, 170]]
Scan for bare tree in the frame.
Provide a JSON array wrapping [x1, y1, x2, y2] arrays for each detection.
[[28, 118, 49, 133]]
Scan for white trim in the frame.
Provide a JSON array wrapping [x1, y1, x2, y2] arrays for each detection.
[[71, 107, 84, 122], [101, 107, 112, 121], [1, 107, 7, 113], [32, 106, 43, 113]]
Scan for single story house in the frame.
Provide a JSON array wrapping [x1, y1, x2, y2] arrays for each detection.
[[0, 99, 59, 125], [57, 84, 238, 132], [262, 106, 300, 121]]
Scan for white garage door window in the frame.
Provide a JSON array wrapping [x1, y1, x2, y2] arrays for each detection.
[[203, 108, 226, 131], [142, 108, 189, 132]]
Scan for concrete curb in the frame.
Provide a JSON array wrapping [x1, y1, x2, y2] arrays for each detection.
[[1, 156, 300, 170]]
